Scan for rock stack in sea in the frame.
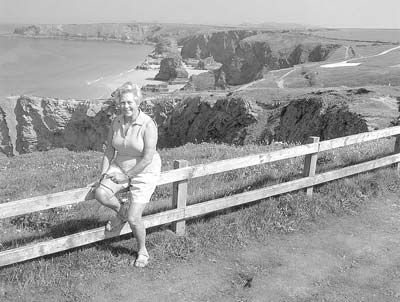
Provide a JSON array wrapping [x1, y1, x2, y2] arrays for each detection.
[[154, 53, 189, 82]]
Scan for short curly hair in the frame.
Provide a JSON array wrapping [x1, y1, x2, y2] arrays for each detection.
[[117, 82, 142, 105]]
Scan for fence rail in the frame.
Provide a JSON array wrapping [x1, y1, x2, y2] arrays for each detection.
[[2, 126, 400, 267]]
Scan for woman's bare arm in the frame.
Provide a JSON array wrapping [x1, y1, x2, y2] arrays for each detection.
[[100, 121, 116, 176]]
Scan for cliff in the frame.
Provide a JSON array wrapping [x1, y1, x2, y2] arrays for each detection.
[[274, 94, 368, 143], [1, 87, 397, 157], [143, 95, 260, 147], [0, 94, 258, 156], [13, 23, 162, 43], [180, 30, 259, 62], [0, 96, 116, 156], [0, 106, 13, 156], [180, 31, 341, 85]]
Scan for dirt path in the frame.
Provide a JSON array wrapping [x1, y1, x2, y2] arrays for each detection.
[[321, 45, 400, 68], [58, 191, 400, 302], [276, 69, 296, 88]]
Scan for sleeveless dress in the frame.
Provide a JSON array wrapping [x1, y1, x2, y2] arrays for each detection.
[[102, 110, 161, 204]]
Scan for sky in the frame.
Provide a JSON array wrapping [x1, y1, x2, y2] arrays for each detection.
[[0, 0, 399, 29]]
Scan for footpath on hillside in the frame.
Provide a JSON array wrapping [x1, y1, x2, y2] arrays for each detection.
[[11, 190, 400, 302]]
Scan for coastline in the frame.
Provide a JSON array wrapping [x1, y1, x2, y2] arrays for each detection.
[[1, 33, 156, 46], [0, 34, 209, 99]]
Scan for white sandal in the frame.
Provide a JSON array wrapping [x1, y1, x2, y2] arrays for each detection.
[[134, 252, 149, 268]]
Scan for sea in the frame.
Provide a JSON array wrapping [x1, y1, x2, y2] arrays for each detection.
[[0, 35, 154, 100]]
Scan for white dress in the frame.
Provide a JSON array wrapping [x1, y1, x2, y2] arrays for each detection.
[[102, 110, 161, 204]]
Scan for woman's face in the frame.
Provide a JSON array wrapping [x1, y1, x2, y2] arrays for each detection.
[[119, 92, 139, 117]]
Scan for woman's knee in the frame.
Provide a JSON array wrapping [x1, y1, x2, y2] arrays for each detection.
[[127, 202, 146, 226], [127, 213, 143, 227], [94, 186, 112, 204]]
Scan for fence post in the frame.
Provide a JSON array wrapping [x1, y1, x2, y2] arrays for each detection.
[[394, 135, 400, 172], [172, 160, 189, 235], [303, 136, 320, 196]]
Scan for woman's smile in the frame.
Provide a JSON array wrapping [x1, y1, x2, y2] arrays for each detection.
[[120, 94, 139, 117]]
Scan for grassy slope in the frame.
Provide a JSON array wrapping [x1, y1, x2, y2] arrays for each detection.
[[270, 44, 400, 88], [1, 138, 400, 299]]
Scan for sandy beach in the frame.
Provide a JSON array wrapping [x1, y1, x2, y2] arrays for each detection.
[[102, 63, 208, 95]]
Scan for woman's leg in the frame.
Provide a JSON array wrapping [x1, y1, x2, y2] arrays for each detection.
[[94, 185, 121, 213], [94, 178, 130, 231], [94, 166, 128, 213], [126, 202, 148, 256]]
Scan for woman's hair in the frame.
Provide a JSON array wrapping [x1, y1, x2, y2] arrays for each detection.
[[118, 83, 142, 105]]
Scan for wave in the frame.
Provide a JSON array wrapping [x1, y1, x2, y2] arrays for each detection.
[[86, 65, 147, 86], [86, 77, 104, 85], [117, 66, 137, 75]]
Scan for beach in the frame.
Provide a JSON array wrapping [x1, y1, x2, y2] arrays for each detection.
[[103, 63, 209, 94]]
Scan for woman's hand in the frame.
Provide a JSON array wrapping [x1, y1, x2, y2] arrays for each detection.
[[106, 172, 130, 184]]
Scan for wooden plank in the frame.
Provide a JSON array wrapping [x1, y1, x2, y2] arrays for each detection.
[[171, 160, 189, 235], [0, 208, 185, 267], [0, 187, 94, 220], [158, 142, 320, 185], [318, 126, 400, 152], [303, 137, 320, 196], [185, 153, 400, 218]]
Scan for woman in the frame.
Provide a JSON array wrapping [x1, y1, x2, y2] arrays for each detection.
[[94, 84, 161, 268]]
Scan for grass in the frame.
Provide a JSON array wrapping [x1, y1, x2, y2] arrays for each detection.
[[1, 138, 400, 300], [248, 43, 400, 89], [279, 63, 400, 88]]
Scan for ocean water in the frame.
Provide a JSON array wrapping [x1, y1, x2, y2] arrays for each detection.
[[0, 36, 153, 100]]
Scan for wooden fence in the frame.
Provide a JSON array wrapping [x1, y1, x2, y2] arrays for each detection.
[[2, 126, 400, 267]]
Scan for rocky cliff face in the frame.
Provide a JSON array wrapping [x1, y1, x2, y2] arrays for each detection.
[[180, 30, 259, 61], [143, 96, 260, 147], [3, 96, 116, 156], [180, 31, 341, 85], [1, 88, 396, 157], [0, 94, 259, 156], [274, 93, 369, 143], [0, 106, 12, 156]]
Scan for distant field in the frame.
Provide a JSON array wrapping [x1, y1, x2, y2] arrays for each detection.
[[353, 48, 400, 67], [310, 29, 400, 43], [252, 43, 400, 89], [317, 44, 395, 64], [283, 64, 400, 88]]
